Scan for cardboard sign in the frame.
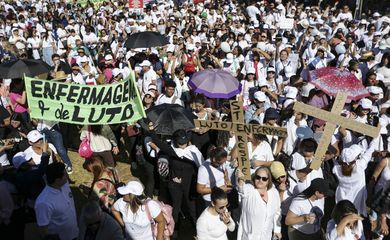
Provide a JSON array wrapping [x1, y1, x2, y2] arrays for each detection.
[[25, 71, 146, 125], [129, 0, 144, 9], [279, 18, 294, 30], [293, 92, 381, 170], [194, 100, 287, 180]]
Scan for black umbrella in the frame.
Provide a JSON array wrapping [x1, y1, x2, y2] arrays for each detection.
[[142, 104, 197, 135], [0, 59, 51, 79], [124, 31, 170, 49]]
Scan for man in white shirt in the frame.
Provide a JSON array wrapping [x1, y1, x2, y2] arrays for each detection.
[[138, 60, 157, 96], [35, 162, 78, 240], [155, 80, 183, 106]]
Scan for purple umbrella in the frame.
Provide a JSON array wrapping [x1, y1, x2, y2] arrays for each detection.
[[188, 69, 242, 99]]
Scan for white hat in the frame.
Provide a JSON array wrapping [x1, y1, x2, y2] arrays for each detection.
[[166, 44, 175, 53], [285, 86, 298, 98], [341, 144, 362, 163], [27, 130, 43, 143], [366, 86, 383, 95], [144, 91, 155, 98], [359, 98, 372, 109], [79, 56, 88, 63], [299, 19, 310, 29], [373, 12, 381, 17], [139, 60, 152, 67], [254, 91, 267, 102], [226, 53, 234, 63], [117, 181, 144, 196], [301, 83, 316, 97], [258, 80, 268, 88], [187, 44, 195, 51], [267, 67, 276, 73], [374, 32, 382, 37], [360, 19, 368, 25], [247, 67, 256, 75], [104, 55, 113, 61], [12, 151, 33, 169], [112, 68, 122, 77]]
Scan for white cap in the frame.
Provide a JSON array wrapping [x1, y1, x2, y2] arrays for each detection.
[[166, 44, 175, 52], [267, 67, 275, 73], [112, 68, 122, 77], [226, 53, 234, 63], [366, 86, 383, 95], [117, 181, 144, 196], [247, 67, 256, 75], [341, 145, 362, 163], [144, 91, 155, 98], [139, 60, 152, 67], [373, 12, 381, 17], [359, 98, 372, 109], [187, 44, 195, 51], [254, 91, 267, 102], [27, 130, 43, 143], [13, 151, 33, 169], [296, 126, 314, 140], [104, 55, 113, 61]]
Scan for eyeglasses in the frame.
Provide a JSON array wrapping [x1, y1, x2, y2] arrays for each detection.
[[255, 175, 269, 181], [261, 35, 267, 38]]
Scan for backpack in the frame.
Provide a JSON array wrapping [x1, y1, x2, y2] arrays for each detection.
[[145, 199, 175, 239]]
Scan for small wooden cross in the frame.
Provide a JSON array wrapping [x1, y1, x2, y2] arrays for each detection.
[[194, 100, 288, 180], [293, 92, 381, 170]]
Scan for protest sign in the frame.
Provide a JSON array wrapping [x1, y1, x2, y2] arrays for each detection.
[[279, 18, 294, 30], [293, 92, 381, 170], [195, 100, 287, 180], [24, 71, 146, 125]]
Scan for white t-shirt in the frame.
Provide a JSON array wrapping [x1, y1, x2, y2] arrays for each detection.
[[24, 145, 57, 165], [248, 141, 274, 173], [113, 198, 161, 240], [155, 94, 183, 106], [35, 183, 78, 240], [197, 160, 226, 201], [289, 197, 324, 234]]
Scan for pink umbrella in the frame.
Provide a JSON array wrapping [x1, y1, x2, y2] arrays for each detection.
[[309, 67, 369, 101]]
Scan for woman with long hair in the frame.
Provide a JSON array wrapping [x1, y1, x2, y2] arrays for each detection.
[[83, 156, 120, 212], [111, 181, 165, 240], [285, 178, 333, 240], [377, 53, 390, 85], [236, 167, 281, 240], [80, 125, 119, 167]]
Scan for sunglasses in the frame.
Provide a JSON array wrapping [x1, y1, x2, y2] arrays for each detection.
[[255, 175, 269, 181]]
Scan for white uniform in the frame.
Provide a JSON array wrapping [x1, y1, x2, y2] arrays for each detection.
[[333, 137, 379, 216], [237, 184, 281, 240]]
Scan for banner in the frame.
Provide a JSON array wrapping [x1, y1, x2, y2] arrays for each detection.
[[129, 0, 144, 9], [24, 72, 146, 125]]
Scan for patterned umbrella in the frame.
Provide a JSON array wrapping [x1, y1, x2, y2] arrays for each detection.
[[188, 69, 242, 99], [309, 67, 369, 101]]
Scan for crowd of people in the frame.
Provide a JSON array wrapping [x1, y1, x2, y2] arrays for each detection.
[[1, 0, 390, 239]]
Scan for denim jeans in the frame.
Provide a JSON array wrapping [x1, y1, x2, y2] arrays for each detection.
[[42, 127, 72, 168]]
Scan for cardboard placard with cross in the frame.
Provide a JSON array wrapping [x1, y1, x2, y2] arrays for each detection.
[[293, 92, 381, 170], [194, 100, 288, 180]]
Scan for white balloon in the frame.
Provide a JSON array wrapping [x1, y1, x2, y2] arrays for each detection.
[[335, 44, 346, 54], [220, 42, 231, 53]]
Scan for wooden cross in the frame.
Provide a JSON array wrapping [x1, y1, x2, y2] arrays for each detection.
[[293, 92, 381, 170], [194, 100, 288, 180]]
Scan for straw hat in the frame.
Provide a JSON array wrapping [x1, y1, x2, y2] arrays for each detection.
[[53, 71, 68, 80]]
